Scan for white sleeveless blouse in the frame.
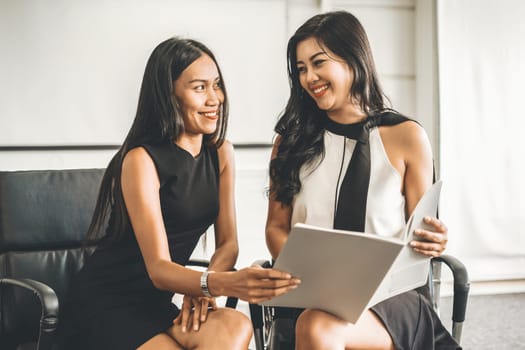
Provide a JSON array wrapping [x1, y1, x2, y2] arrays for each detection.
[[291, 127, 406, 238]]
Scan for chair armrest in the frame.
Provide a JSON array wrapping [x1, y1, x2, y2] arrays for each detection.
[[251, 259, 273, 269], [432, 254, 470, 323], [186, 258, 212, 269], [0, 278, 58, 350], [186, 259, 238, 309]]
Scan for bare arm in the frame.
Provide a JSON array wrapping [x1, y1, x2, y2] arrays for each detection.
[[265, 137, 293, 260], [403, 123, 449, 256], [209, 140, 238, 271], [381, 121, 448, 257], [400, 121, 434, 215]]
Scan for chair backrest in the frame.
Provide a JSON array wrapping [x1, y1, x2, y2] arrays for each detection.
[[0, 168, 104, 348]]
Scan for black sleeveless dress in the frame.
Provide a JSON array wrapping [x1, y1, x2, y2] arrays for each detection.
[[58, 141, 220, 349]]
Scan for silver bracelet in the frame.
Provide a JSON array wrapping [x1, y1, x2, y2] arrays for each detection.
[[200, 269, 213, 298]]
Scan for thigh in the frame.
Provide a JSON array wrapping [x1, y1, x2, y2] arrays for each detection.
[[296, 309, 394, 350], [167, 307, 252, 350], [343, 310, 395, 349], [63, 303, 179, 350], [138, 333, 183, 350]]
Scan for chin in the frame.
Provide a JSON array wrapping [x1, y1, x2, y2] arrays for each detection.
[[315, 101, 333, 112], [204, 125, 218, 135], [313, 95, 335, 110]]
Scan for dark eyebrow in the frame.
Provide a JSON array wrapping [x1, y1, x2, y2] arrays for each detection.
[[296, 51, 327, 65], [188, 77, 221, 84]]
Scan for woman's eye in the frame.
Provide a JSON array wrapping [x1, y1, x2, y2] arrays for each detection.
[[313, 59, 325, 66], [194, 85, 205, 91], [213, 81, 222, 89], [297, 66, 306, 74]]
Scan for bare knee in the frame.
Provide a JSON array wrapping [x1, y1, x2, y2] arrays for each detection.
[[220, 308, 253, 344], [296, 310, 395, 350], [138, 333, 182, 350], [295, 309, 344, 348], [168, 308, 252, 350], [203, 308, 253, 349]]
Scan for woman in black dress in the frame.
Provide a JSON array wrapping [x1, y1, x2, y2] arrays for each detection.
[[59, 37, 300, 350], [265, 11, 460, 349]]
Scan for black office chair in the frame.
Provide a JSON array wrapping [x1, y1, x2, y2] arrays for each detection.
[[0, 169, 237, 350], [249, 255, 469, 350]]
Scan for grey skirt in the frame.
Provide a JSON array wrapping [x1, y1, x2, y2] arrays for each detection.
[[270, 290, 461, 350]]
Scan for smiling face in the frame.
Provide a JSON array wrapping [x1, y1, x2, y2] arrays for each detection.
[[296, 37, 365, 123], [174, 54, 224, 136]]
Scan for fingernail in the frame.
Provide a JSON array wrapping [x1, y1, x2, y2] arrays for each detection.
[[182, 326, 186, 333], [194, 325, 199, 331]]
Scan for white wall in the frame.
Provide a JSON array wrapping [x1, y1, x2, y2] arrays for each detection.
[[0, 0, 425, 148], [331, 0, 418, 119], [0, 0, 288, 146], [1, 0, 424, 271], [438, 0, 525, 284]]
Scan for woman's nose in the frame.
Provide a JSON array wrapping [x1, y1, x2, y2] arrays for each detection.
[[205, 89, 221, 106], [305, 68, 319, 85]]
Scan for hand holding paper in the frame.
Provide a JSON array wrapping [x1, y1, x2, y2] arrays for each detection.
[[410, 216, 449, 257]]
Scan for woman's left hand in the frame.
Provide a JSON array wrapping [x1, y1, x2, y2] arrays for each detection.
[[410, 216, 448, 257], [173, 295, 218, 332]]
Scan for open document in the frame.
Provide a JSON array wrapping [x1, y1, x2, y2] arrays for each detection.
[[261, 181, 442, 323]]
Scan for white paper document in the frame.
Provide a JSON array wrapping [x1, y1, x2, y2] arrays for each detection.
[[261, 181, 443, 323]]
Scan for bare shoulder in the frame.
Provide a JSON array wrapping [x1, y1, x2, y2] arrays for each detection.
[[122, 147, 157, 176], [217, 139, 235, 174], [379, 120, 431, 151]]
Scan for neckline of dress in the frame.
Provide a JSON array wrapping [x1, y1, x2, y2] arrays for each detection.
[[172, 142, 203, 160], [324, 115, 370, 143]]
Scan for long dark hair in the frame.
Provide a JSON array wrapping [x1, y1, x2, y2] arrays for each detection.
[[86, 37, 229, 244], [270, 10, 390, 205]]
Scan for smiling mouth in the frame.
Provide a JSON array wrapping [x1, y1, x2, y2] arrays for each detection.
[[311, 84, 329, 97], [200, 111, 219, 119]]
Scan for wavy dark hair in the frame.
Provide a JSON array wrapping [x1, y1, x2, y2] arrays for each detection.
[[270, 10, 390, 205], [86, 37, 229, 244]]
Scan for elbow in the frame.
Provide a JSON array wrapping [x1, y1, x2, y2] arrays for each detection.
[[231, 239, 240, 262], [228, 239, 239, 259], [231, 245, 239, 262], [265, 234, 278, 260], [216, 240, 239, 265], [224, 241, 239, 266], [149, 275, 165, 290], [147, 261, 170, 291], [267, 245, 279, 261], [148, 271, 165, 290], [266, 225, 288, 260], [265, 226, 276, 252]]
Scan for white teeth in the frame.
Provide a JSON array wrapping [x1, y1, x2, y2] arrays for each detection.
[[313, 85, 328, 94], [202, 112, 217, 117]]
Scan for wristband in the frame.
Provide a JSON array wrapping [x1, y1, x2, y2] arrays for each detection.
[[200, 269, 214, 298]]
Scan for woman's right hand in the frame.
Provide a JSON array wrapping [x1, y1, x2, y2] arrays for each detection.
[[209, 265, 301, 304]]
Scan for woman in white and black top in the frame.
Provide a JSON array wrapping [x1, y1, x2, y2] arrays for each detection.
[[266, 10, 460, 350]]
